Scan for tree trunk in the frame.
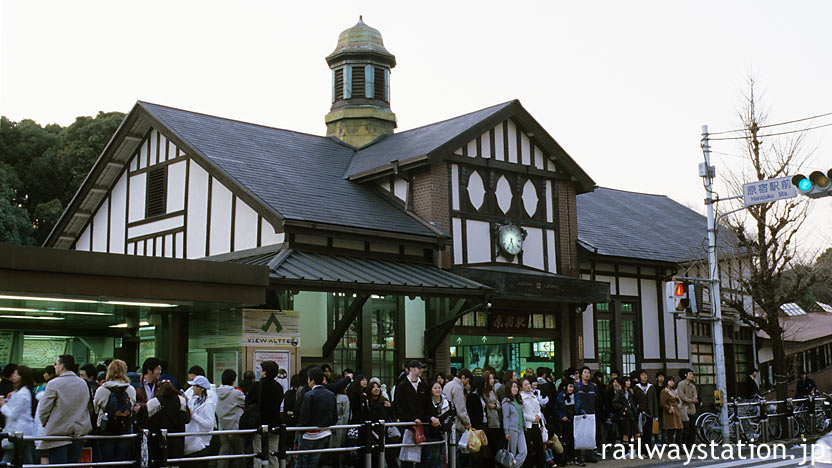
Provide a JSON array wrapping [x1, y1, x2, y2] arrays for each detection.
[[771, 326, 789, 401]]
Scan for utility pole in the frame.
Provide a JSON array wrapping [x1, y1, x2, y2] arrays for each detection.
[[701, 125, 731, 443]]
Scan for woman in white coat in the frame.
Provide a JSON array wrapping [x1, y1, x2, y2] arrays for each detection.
[[520, 378, 546, 468], [0, 366, 38, 464], [184, 375, 217, 468]]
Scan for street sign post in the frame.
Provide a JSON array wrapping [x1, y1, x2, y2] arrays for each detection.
[[742, 177, 796, 207]]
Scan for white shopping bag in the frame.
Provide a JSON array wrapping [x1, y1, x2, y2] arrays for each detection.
[[573, 414, 597, 450], [399, 428, 422, 463], [457, 428, 470, 453]]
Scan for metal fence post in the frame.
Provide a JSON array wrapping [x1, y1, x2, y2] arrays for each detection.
[[786, 399, 794, 439], [758, 400, 768, 443], [277, 424, 288, 468], [810, 394, 816, 435], [159, 429, 169, 468], [11, 432, 23, 468], [363, 421, 374, 468], [448, 426, 456, 468], [258, 425, 270, 468], [375, 420, 386, 468], [137, 430, 149, 468]]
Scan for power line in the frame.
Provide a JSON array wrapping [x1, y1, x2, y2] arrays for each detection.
[[706, 111, 832, 136], [708, 150, 829, 171], [707, 121, 832, 141]]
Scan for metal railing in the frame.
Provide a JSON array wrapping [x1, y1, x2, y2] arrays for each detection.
[[0, 420, 456, 468]]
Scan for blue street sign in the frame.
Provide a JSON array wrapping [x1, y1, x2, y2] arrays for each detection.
[[742, 176, 797, 207]]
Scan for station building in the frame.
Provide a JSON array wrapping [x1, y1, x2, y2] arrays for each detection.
[[0, 19, 753, 393]]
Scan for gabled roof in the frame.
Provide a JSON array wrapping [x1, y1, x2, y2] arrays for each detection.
[[577, 187, 737, 264], [345, 100, 597, 194], [138, 102, 440, 238]]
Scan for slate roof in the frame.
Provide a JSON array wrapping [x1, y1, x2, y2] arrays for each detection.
[[345, 101, 514, 178], [138, 102, 438, 238], [577, 187, 737, 264]]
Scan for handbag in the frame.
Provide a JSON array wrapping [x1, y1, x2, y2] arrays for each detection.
[[399, 428, 422, 463], [413, 424, 426, 444], [387, 425, 402, 442], [573, 414, 596, 450], [495, 448, 517, 468], [475, 428, 488, 446], [457, 428, 471, 453], [551, 434, 563, 455], [239, 382, 263, 430], [467, 428, 482, 453], [652, 419, 660, 435]]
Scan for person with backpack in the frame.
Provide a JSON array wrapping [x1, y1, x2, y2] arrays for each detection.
[[93, 359, 137, 462], [0, 366, 37, 464]]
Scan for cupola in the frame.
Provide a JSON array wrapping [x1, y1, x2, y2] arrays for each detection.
[[325, 17, 397, 147]]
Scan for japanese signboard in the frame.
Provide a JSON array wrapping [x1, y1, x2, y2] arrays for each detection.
[[743, 176, 796, 207], [242, 309, 300, 347], [489, 311, 530, 332]]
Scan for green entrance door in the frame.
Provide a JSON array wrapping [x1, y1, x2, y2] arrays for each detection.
[[449, 335, 560, 377]]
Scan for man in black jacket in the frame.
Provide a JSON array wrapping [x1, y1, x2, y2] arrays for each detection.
[[395, 360, 429, 468], [246, 361, 284, 468], [297, 366, 337, 468], [745, 368, 761, 398]]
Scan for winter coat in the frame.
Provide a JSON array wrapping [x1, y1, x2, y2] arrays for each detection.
[[93, 381, 137, 429], [246, 378, 284, 428], [185, 394, 217, 455], [554, 391, 576, 420], [633, 382, 659, 418], [1, 387, 37, 448], [466, 392, 487, 430], [425, 395, 455, 440], [501, 397, 525, 435], [484, 389, 501, 429], [443, 377, 469, 433], [36, 371, 92, 450], [677, 379, 698, 416], [520, 390, 544, 429], [574, 381, 597, 415], [215, 385, 245, 430], [660, 388, 683, 430], [611, 389, 636, 421], [146, 395, 190, 460]]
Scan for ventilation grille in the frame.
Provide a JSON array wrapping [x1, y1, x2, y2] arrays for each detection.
[[352, 66, 365, 98], [146, 167, 167, 218], [374, 67, 386, 102], [334, 68, 344, 101]]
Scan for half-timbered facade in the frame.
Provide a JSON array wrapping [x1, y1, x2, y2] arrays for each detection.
[[27, 18, 611, 383]]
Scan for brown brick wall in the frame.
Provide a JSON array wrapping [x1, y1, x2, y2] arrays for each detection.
[[410, 163, 451, 267], [558, 181, 579, 278]]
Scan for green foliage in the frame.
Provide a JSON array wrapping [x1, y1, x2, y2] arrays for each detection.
[[0, 111, 125, 245]]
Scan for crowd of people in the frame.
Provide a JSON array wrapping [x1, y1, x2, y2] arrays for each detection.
[[0, 355, 709, 468]]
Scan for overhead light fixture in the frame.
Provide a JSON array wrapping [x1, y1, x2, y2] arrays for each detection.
[[109, 321, 151, 328], [0, 295, 98, 304], [0, 307, 108, 316], [0, 307, 38, 313], [105, 301, 176, 308], [0, 315, 64, 321]]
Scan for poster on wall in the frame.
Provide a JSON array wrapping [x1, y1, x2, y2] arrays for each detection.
[[23, 339, 67, 368], [243, 309, 300, 347], [252, 349, 291, 382], [0, 332, 13, 364], [465, 344, 516, 375], [213, 350, 239, 386]]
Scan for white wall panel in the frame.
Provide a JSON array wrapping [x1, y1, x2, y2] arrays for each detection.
[[466, 220, 491, 263], [494, 124, 504, 161], [127, 215, 184, 239], [466, 140, 476, 157], [583, 305, 595, 359], [138, 140, 148, 169], [186, 162, 209, 258], [260, 219, 284, 246], [596, 275, 616, 295], [523, 226, 544, 270], [452, 217, 463, 264], [127, 242, 135, 255], [545, 180, 553, 222], [129, 155, 138, 172], [676, 317, 689, 359], [546, 230, 557, 273], [128, 172, 146, 223], [451, 164, 460, 210], [163, 234, 174, 257], [92, 198, 109, 252], [149, 130, 159, 165], [109, 171, 127, 253], [640, 278, 660, 359], [174, 232, 184, 258], [481, 132, 491, 158], [136, 240, 144, 256], [147, 238, 154, 256], [209, 180, 232, 255], [166, 160, 186, 213], [662, 281, 678, 359], [534, 146, 544, 169], [393, 178, 408, 202], [234, 199, 258, 251], [506, 120, 517, 163], [520, 133, 531, 165], [619, 277, 639, 296], [76, 224, 91, 251], [405, 298, 426, 358]]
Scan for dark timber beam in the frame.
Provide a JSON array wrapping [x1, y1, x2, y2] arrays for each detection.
[[322, 294, 370, 357], [424, 300, 485, 355]]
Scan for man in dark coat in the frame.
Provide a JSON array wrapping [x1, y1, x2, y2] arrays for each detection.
[[395, 360, 429, 468], [633, 370, 659, 448], [297, 366, 337, 468], [246, 361, 284, 468], [745, 369, 761, 398]]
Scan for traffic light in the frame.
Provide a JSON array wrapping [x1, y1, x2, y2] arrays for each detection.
[[792, 170, 832, 198], [665, 281, 690, 313]]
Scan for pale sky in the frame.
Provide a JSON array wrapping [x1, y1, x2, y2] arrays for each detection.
[[2, 1, 831, 258]]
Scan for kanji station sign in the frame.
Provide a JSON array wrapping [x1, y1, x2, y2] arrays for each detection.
[[743, 176, 796, 207], [489, 310, 529, 331]]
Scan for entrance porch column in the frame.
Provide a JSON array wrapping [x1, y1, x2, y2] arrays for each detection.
[[152, 310, 189, 384]]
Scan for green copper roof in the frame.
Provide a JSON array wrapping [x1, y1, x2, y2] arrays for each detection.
[[326, 17, 395, 66]]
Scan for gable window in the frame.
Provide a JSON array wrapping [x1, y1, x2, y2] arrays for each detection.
[[145, 167, 167, 218]]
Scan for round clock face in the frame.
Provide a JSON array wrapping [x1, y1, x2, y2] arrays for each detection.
[[498, 225, 525, 256]]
